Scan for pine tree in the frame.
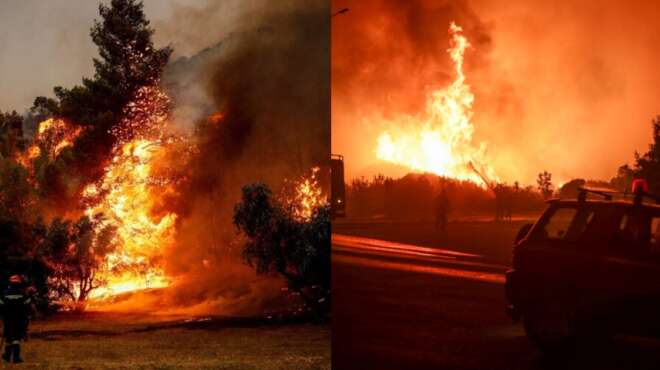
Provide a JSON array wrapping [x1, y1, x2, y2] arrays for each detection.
[[33, 0, 172, 190]]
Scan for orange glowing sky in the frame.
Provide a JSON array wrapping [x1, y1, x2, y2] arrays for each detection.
[[332, 0, 660, 185]]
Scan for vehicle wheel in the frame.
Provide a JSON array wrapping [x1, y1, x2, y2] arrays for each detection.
[[523, 303, 578, 355]]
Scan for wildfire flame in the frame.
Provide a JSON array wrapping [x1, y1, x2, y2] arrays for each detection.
[[84, 140, 177, 299], [285, 167, 328, 222], [18, 118, 82, 167], [83, 85, 181, 300], [375, 22, 496, 185]]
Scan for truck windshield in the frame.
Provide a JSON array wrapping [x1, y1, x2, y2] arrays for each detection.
[[538, 206, 595, 241]]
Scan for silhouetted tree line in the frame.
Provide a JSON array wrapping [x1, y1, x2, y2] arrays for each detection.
[[612, 116, 660, 194], [346, 173, 546, 221], [559, 116, 660, 198], [346, 116, 660, 222]]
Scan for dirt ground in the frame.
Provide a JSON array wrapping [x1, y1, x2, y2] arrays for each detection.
[[9, 312, 330, 369]]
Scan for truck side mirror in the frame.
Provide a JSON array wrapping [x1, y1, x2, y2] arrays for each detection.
[[515, 223, 533, 245]]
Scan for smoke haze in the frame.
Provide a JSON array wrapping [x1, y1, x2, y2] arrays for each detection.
[[156, 0, 329, 315]]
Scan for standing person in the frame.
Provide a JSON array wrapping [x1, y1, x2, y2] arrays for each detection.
[[503, 186, 513, 222], [434, 188, 450, 233], [0, 275, 32, 363], [493, 184, 504, 222]]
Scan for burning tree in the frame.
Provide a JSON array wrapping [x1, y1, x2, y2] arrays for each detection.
[[233, 182, 331, 318], [0, 0, 178, 308], [33, 0, 172, 192]]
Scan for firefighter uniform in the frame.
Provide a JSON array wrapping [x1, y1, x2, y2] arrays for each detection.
[[0, 277, 31, 363]]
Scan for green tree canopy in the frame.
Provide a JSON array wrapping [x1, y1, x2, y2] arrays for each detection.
[[233, 183, 331, 318], [632, 116, 660, 194], [0, 111, 25, 158]]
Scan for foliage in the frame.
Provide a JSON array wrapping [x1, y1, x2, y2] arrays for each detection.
[[0, 208, 116, 310], [536, 171, 553, 199], [233, 183, 330, 317], [612, 116, 660, 194], [630, 116, 660, 194], [610, 164, 635, 192], [346, 173, 545, 221], [0, 158, 33, 221], [33, 0, 172, 184], [39, 215, 116, 305], [0, 0, 165, 308], [0, 111, 25, 158]]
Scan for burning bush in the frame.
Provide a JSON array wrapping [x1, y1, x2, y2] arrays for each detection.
[[233, 183, 330, 318], [40, 215, 116, 307]]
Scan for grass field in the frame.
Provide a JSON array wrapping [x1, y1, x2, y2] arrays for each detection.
[[10, 312, 329, 369]]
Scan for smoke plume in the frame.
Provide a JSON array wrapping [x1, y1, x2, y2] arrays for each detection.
[[151, 0, 329, 315]]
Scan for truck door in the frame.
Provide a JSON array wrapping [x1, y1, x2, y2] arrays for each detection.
[[519, 204, 599, 305], [596, 207, 660, 333]]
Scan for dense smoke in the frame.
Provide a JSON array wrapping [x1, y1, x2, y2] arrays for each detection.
[[134, 0, 330, 315], [332, 0, 660, 185]]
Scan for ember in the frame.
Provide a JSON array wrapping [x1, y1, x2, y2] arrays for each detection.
[[283, 167, 328, 222]]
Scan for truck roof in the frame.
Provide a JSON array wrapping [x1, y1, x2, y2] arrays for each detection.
[[547, 198, 660, 210]]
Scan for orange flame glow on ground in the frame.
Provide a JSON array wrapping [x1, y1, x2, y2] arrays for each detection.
[[375, 22, 496, 185]]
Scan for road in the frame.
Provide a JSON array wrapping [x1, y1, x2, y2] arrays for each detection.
[[332, 222, 660, 370]]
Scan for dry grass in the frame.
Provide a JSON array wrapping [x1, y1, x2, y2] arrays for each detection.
[[9, 312, 330, 369]]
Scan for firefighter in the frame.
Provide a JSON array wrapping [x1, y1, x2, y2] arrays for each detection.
[[0, 275, 32, 363]]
